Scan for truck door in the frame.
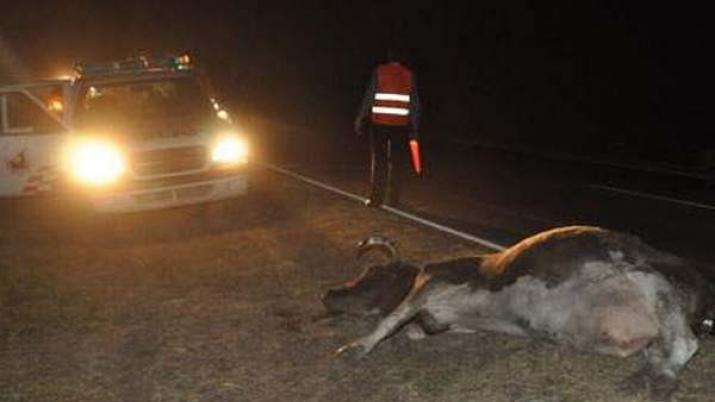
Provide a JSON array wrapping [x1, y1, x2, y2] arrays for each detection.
[[0, 82, 69, 197]]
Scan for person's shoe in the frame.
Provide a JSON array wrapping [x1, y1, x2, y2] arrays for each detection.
[[364, 199, 381, 208]]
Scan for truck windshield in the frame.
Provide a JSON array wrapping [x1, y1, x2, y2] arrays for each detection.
[[74, 76, 212, 129]]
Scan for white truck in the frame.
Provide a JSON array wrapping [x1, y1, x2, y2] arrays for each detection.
[[0, 55, 249, 212]]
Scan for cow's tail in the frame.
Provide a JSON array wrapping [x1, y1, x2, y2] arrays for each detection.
[[356, 235, 399, 264]]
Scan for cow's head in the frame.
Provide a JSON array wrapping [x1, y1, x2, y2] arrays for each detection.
[[321, 262, 419, 317]]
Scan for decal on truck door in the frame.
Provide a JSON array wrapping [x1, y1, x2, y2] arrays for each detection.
[[6, 147, 28, 172], [22, 165, 57, 195]]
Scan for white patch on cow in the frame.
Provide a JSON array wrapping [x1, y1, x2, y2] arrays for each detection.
[[646, 266, 703, 317], [625, 269, 692, 320], [420, 283, 528, 336], [608, 249, 624, 262], [424, 283, 487, 323], [671, 336, 698, 372], [494, 274, 583, 339], [492, 261, 663, 350], [625, 271, 665, 311]]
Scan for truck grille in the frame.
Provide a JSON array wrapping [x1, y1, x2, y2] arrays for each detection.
[[131, 146, 207, 176]]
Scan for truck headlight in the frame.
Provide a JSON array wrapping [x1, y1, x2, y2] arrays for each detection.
[[211, 135, 249, 164], [67, 139, 125, 185]]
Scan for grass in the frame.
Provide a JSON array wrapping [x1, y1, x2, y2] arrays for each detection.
[[0, 171, 713, 402]]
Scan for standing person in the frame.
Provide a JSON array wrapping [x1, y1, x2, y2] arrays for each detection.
[[354, 54, 421, 208]]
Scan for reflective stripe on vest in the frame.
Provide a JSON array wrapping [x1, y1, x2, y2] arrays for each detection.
[[371, 106, 409, 116], [371, 63, 413, 126], [375, 93, 410, 102]]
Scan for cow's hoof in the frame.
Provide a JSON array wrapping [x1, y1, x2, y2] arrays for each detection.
[[335, 341, 369, 360], [405, 323, 427, 340]]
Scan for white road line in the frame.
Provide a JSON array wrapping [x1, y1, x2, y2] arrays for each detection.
[[381, 205, 506, 251], [261, 163, 366, 202], [590, 184, 715, 212], [259, 162, 507, 251]]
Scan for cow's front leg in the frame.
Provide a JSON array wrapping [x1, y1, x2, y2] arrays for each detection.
[[337, 276, 433, 357]]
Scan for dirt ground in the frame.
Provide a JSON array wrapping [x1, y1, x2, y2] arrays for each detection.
[[0, 168, 713, 402]]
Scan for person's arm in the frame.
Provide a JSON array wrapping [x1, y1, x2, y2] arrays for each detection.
[[354, 70, 377, 135]]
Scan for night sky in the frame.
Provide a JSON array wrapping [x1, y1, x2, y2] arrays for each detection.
[[1, 1, 712, 167]]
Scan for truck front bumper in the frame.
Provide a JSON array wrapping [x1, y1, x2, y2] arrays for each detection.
[[88, 172, 248, 213]]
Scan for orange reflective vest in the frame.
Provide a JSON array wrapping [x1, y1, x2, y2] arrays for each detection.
[[370, 62, 414, 126]]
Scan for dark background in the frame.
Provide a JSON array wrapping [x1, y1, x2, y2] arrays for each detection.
[[1, 0, 712, 169]]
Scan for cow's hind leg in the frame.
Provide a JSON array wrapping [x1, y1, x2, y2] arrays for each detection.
[[622, 298, 699, 400]]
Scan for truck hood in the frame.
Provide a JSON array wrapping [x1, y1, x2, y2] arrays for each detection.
[[125, 131, 213, 152]]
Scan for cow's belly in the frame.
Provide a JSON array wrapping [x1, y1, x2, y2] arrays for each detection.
[[489, 262, 660, 355]]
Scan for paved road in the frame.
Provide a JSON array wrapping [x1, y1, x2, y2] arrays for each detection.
[[255, 126, 714, 267]]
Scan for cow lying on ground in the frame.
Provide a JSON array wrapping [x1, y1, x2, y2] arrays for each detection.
[[321, 226, 715, 400]]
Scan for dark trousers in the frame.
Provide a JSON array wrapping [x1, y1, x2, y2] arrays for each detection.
[[368, 125, 410, 206]]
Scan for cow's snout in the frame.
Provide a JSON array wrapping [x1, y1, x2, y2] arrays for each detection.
[[320, 289, 338, 308], [321, 288, 354, 313], [321, 281, 380, 316]]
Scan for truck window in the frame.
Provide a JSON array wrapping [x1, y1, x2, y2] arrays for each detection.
[[74, 76, 214, 129], [2, 93, 64, 135]]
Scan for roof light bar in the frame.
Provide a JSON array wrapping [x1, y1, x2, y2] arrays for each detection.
[[74, 54, 193, 78]]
